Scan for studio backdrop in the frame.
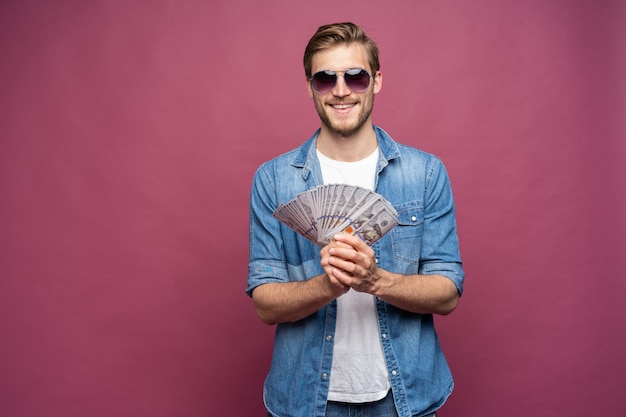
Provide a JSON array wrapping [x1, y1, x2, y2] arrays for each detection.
[[1, 1, 624, 416]]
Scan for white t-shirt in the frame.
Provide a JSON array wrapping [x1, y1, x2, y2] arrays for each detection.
[[317, 148, 391, 403]]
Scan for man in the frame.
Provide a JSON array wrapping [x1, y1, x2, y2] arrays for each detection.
[[247, 22, 464, 417]]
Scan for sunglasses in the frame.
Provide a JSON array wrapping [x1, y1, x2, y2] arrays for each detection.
[[309, 68, 372, 94]]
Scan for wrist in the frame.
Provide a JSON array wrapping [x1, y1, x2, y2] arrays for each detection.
[[370, 269, 396, 298]]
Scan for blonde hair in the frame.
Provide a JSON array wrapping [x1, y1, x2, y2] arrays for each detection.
[[303, 22, 380, 78]]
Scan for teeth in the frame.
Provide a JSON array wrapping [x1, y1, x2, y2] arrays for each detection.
[[333, 104, 353, 109]]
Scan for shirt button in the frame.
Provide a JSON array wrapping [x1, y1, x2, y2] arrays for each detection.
[[391, 370, 397, 376], [411, 216, 417, 222], [382, 333, 387, 339], [322, 373, 328, 379], [326, 335, 332, 341], [375, 258, 379, 264]]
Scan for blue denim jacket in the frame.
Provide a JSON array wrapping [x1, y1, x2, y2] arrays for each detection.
[[247, 126, 464, 417]]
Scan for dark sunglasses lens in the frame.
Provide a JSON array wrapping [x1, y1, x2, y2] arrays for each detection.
[[345, 69, 370, 92], [312, 71, 337, 93]]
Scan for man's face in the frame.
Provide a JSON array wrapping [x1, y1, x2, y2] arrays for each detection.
[[307, 43, 382, 138]]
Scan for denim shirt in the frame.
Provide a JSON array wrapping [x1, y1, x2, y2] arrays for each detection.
[[247, 126, 464, 417]]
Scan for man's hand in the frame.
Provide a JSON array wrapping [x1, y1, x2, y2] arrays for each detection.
[[320, 232, 459, 315], [320, 233, 380, 294]]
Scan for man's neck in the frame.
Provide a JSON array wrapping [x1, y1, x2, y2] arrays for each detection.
[[316, 125, 378, 162]]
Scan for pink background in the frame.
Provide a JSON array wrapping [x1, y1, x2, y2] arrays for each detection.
[[1, 1, 625, 416]]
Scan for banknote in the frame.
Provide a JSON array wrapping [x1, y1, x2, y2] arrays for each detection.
[[273, 184, 398, 246]]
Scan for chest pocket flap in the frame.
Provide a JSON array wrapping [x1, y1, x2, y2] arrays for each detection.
[[391, 201, 424, 264]]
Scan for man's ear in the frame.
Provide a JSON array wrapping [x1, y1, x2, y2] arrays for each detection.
[[373, 71, 382, 94], [306, 78, 314, 98]]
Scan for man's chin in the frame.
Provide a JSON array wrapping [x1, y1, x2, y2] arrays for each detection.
[[329, 126, 359, 137], [319, 107, 373, 138], [322, 119, 362, 137]]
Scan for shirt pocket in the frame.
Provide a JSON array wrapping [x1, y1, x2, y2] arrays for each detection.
[[391, 202, 424, 264]]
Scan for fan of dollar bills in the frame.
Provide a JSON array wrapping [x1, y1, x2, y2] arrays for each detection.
[[273, 184, 399, 246]]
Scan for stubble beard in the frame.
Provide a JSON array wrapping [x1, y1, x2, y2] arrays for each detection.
[[315, 92, 375, 138]]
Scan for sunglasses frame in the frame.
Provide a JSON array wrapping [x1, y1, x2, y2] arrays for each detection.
[[309, 68, 372, 94]]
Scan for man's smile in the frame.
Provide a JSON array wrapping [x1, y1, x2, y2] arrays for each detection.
[[330, 103, 356, 112]]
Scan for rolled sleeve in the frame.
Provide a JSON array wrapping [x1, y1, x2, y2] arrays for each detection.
[[419, 158, 464, 296], [246, 166, 289, 297]]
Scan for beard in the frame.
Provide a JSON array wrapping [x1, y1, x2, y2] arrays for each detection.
[[314, 91, 375, 137]]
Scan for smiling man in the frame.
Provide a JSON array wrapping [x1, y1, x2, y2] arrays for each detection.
[[308, 42, 380, 142], [247, 22, 464, 417]]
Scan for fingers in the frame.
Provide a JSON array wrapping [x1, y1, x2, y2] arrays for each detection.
[[332, 233, 371, 254], [328, 244, 374, 272], [320, 234, 379, 292], [320, 242, 351, 293]]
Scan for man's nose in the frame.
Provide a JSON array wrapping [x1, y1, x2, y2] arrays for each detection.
[[332, 75, 351, 97]]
